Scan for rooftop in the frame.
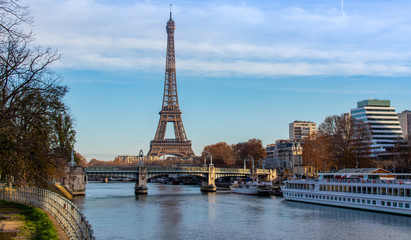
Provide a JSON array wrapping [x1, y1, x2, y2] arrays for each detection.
[[336, 168, 391, 174], [357, 99, 390, 108]]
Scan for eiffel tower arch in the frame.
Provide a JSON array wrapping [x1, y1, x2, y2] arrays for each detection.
[[147, 10, 195, 159]]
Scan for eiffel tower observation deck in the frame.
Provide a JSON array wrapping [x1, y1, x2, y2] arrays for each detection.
[[147, 8, 195, 159]]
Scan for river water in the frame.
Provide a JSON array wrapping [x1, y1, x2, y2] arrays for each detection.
[[73, 182, 411, 240]]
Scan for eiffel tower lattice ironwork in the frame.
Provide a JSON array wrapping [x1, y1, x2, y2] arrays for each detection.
[[147, 10, 195, 159]]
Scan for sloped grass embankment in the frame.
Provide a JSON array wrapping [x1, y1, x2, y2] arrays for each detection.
[[0, 200, 59, 240]]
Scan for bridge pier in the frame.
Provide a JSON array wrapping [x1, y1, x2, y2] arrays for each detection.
[[200, 166, 217, 192], [259, 169, 278, 182], [135, 166, 148, 194]]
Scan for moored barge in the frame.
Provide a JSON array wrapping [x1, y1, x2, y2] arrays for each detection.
[[282, 168, 411, 216]]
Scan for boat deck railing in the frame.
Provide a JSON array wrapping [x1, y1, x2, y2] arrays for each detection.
[[322, 178, 410, 185], [289, 178, 411, 185]]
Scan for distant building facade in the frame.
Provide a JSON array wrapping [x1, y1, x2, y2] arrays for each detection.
[[398, 110, 411, 140], [289, 121, 316, 141], [351, 99, 403, 159], [265, 140, 314, 176], [115, 155, 139, 164]]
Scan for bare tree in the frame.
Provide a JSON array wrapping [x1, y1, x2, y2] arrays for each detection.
[[302, 132, 332, 172], [316, 114, 372, 170], [0, 1, 74, 186], [392, 137, 411, 173]]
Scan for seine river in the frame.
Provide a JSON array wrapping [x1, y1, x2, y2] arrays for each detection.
[[73, 182, 411, 240]]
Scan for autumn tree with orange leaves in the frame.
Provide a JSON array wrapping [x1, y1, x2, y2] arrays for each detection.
[[202, 142, 235, 167]]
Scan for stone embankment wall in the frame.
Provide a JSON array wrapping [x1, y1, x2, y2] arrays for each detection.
[[0, 186, 94, 240]]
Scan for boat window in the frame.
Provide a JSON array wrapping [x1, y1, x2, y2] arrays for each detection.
[[339, 197, 342, 201], [362, 199, 365, 204], [393, 202, 397, 207], [327, 196, 329, 200], [367, 187, 371, 194], [381, 188, 386, 195], [357, 199, 360, 203], [387, 202, 391, 207], [388, 188, 392, 196], [393, 188, 398, 196], [367, 200, 370, 204], [372, 187, 377, 194], [381, 201, 385, 206], [331, 197, 334, 200], [406, 189, 410, 197], [399, 188, 404, 196], [362, 187, 366, 194], [406, 203, 410, 209], [399, 203, 403, 208], [343, 197, 346, 202], [372, 200, 376, 205]]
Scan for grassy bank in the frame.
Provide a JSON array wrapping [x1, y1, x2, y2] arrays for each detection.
[[0, 200, 59, 240]]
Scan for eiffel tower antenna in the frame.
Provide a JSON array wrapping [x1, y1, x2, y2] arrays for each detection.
[[147, 10, 195, 159]]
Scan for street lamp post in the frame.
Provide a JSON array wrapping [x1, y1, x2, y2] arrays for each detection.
[[243, 155, 255, 170], [138, 149, 144, 166], [203, 151, 213, 167], [258, 159, 265, 169]]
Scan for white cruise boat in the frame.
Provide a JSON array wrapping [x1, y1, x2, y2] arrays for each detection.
[[230, 180, 272, 195], [282, 168, 411, 216]]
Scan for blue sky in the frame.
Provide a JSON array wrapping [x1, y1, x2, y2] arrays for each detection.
[[27, 0, 411, 160]]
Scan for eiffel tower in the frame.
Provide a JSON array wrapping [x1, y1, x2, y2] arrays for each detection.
[[147, 9, 195, 159]]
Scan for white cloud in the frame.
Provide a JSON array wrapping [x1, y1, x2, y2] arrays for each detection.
[[27, 0, 411, 77]]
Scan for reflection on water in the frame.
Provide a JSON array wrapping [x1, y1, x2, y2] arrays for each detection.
[[73, 183, 411, 240]]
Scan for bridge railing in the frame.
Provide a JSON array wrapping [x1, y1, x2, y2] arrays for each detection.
[[0, 186, 94, 240], [85, 166, 137, 172], [85, 166, 269, 175], [215, 168, 250, 174], [257, 169, 271, 174]]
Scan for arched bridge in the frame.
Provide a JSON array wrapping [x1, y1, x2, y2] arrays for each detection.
[[85, 166, 277, 194]]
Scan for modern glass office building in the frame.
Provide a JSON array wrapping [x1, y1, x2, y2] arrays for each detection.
[[350, 99, 403, 158]]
